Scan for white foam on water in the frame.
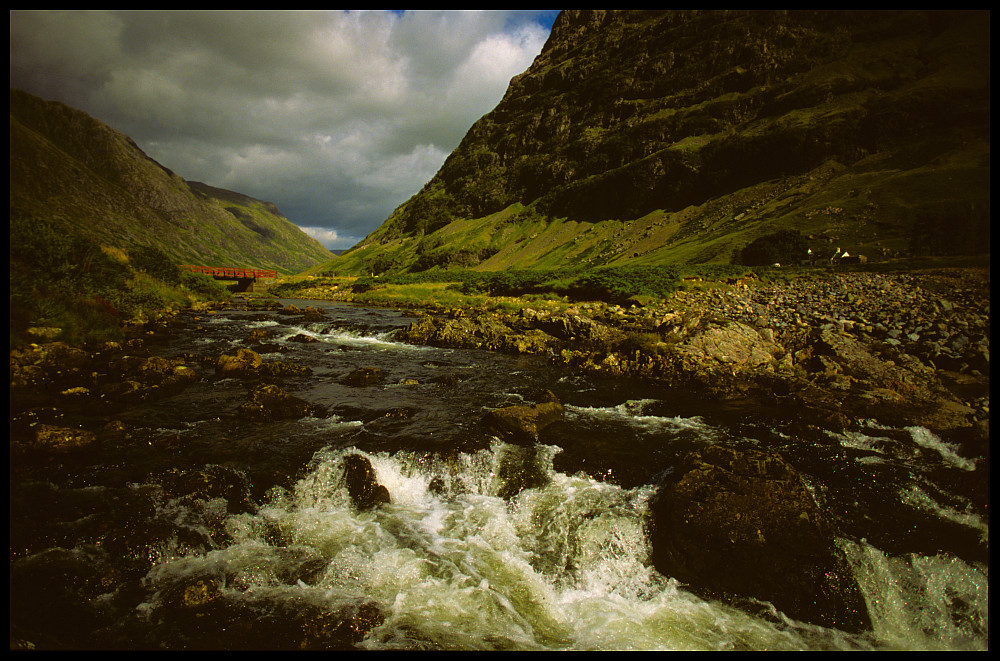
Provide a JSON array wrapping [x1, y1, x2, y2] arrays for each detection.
[[845, 542, 989, 651], [565, 400, 717, 440], [899, 484, 989, 542], [277, 325, 430, 353], [904, 426, 978, 472], [141, 444, 990, 651], [133, 431, 989, 652]]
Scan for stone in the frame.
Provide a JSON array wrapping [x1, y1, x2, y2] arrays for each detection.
[[237, 384, 319, 423], [216, 348, 262, 378], [482, 390, 565, 443], [22, 424, 99, 455], [342, 367, 386, 387], [258, 361, 313, 380], [675, 321, 779, 370], [648, 445, 871, 633], [342, 454, 390, 510]]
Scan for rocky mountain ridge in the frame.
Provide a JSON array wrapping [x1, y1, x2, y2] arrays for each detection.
[[332, 9, 989, 274], [9, 88, 333, 274]]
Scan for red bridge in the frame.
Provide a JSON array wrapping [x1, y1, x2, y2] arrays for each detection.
[[182, 265, 278, 292]]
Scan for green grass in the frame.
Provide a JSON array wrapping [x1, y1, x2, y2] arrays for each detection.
[[10, 216, 233, 347]]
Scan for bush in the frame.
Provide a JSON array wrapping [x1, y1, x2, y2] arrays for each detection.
[[10, 214, 131, 291], [734, 230, 809, 266], [566, 266, 679, 303], [179, 270, 232, 298], [9, 215, 232, 346], [130, 245, 182, 285]]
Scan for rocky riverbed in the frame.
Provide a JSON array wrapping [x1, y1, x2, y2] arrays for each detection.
[[8, 270, 990, 650], [392, 268, 990, 446]]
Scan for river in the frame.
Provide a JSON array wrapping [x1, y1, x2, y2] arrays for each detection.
[[10, 299, 989, 650]]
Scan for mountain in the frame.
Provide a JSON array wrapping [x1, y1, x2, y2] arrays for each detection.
[[331, 9, 989, 274], [9, 88, 334, 274]]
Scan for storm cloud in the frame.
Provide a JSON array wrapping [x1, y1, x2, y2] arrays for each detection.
[[10, 10, 556, 249]]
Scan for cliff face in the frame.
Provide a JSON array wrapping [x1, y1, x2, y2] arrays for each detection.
[[9, 89, 333, 274], [337, 10, 989, 273]]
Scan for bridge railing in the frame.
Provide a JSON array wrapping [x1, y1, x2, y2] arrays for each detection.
[[181, 265, 278, 279]]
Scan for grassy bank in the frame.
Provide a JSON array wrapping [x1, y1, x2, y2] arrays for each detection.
[[265, 255, 988, 314], [268, 263, 805, 312], [10, 215, 233, 347]]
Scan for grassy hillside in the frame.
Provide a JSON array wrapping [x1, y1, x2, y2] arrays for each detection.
[[9, 89, 334, 275], [322, 10, 989, 277]]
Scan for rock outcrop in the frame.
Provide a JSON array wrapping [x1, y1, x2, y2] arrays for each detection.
[[216, 348, 264, 379], [648, 445, 872, 633]]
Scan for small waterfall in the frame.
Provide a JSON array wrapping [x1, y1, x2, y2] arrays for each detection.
[[136, 443, 989, 650]]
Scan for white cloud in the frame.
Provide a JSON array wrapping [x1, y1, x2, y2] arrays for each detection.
[[9, 10, 555, 247], [300, 226, 342, 250]]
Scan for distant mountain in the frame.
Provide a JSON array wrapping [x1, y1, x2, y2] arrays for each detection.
[[9, 88, 333, 274], [331, 9, 989, 274]]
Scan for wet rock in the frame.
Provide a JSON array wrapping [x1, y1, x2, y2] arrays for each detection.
[[160, 465, 256, 515], [258, 360, 313, 381], [342, 454, 390, 510], [216, 348, 262, 378], [300, 306, 327, 322], [482, 390, 565, 443], [107, 354, 199, 393], [237, 384, 322, 423], [145, 572, 385, 651], [29, 424, 99, 455], [648, 445, 871, 633], [245, 328, 276, 344], [492, 443, 550, 500], [342, 367, 386, 387], [395, 312, 559, 355], [11, 424, 99, 458]]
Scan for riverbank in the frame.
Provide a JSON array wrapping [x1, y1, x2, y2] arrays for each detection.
[[9, 272, 989, 650], [274, 267, 990, 446]]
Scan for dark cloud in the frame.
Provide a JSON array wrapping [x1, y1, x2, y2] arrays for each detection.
[[10, 10, 556, 249]]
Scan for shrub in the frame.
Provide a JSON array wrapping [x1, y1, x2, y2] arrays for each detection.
[[179, 270, 232, 298], [566, 266, 679, 303], [130, 245, 182, 284], [734, 230, 809, 266]]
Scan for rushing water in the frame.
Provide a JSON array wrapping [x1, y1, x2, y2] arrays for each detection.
[[10, 299, 989, 650]]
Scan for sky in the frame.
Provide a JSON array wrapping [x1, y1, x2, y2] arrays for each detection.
[[10, 10, 558, 250]]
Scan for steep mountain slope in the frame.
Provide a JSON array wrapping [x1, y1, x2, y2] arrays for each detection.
[[9, 89, 333, 274], [331, 9, 989, 274]]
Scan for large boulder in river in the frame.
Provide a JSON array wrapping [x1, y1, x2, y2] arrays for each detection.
[[648, 445, 871, 633], [11, 424, 99, 457], [216, 348, 262, 379], [482, 390, 565, 444]]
